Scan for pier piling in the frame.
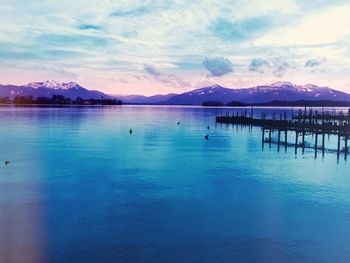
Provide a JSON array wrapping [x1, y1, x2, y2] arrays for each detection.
[[285, 130, 288, 151], [278, 130, 281, 152], [295, 131, 298, 154], [322, 133, 325, 157], [345, 136, 348, 160], [315, 133, 318, 159], [216, 109, 350, 160]]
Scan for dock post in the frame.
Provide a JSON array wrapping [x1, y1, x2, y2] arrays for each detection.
[[277, 130, 281, 152], [314, 133, 318, 159], [302, 131, 305, 154], [262, 127, 265, 147], [295, 131, 298, 154], [345, 136, 348, 161], [285, 130, 288, 151], [315, 133, 318, 148], [269, 129, 272, 148], [322, 133, 325, 157], [337, 134, 341, 161]]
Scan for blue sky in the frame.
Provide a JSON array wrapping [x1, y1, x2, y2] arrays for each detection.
[[0, 0, 349, 95]]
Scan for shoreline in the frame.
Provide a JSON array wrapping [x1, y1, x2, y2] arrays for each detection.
[[0, 103, 350, 110]]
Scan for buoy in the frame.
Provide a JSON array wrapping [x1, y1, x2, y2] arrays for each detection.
[[4, 160, 10, 166], [207, 125, 210, 130], [129, 128, 133, 135], [177, 122, 180, 125], [204, 135, 209, 140]]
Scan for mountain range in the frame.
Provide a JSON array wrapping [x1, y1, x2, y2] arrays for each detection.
[[0, 80, 108, 100], [1, 80, 350, 105], [119, 81, 350, 105]]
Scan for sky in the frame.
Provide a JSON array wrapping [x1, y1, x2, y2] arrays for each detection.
[[0, 0, 349, 95]]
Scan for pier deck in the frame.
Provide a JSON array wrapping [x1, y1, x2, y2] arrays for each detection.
[[216, 110, 350, 160]]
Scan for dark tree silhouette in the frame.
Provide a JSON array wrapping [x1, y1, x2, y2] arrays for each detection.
[[9, 95, 122, 105]]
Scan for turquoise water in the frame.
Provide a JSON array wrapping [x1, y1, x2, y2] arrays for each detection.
[[0, 106, 350, 263]]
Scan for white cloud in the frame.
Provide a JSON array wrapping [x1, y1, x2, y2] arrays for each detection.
[[255, 3, 350, 46], [0, 0, 350, 94], [203, 57, 233, 76]]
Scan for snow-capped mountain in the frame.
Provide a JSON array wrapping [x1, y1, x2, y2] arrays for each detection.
[[0, 80, 109, 99], [27, 80, 83, 90], [162, 82, 350, 105]]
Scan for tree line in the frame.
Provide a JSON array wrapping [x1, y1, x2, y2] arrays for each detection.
[[202, 100, 350, 107], [0, 95, 123, 105]]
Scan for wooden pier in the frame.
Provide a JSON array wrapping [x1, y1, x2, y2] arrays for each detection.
[[216, 109, 350, 161], [292, 107, 350, 122]]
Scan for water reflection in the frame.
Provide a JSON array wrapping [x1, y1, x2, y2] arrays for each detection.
[[0, 179, 47, 263]]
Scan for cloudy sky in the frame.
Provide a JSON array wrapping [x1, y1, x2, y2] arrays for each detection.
[[0, 0, 349, 95]]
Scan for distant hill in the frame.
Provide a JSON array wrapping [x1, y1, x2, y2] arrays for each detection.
[[162, 82, 350, 105], [252, 100, 350, 107], [0, 80, 109, 100], [116, 93, 176, 104], [112, 82, 350, 105]]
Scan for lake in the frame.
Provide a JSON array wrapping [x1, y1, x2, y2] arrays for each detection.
[[0, 105, 350, 263]]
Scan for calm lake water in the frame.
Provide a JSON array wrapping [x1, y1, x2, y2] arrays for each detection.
[[0, 106, 350, 263]]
